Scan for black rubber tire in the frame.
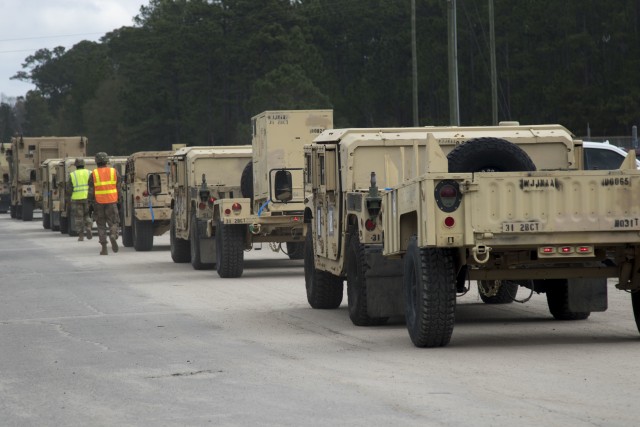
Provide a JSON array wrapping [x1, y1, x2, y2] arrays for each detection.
[[16, 204, 22, 219], [43, 212, 51, 229], [170, 211, 190, 263], [60, 215, 68, 234], [286, 241, 305, 260], [190, 213, 215, 270], [121, 204, 133, 247], [304, 227, 343, 308], [21, 198, 34, 221], [240, 161, 253, 201], [215, 219, 245, 278], [545, 279, 591, 320], [346, 231, 388, 326], [10, 204, 16, 218], [447, 137, 537, 173], [632, 291, 640, 334], [478, 280, 519, 304], [133, 217, 154, 251], [404, 236, 457, 348]]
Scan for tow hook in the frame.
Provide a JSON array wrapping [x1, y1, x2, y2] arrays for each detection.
[[472, 245, 492, 264], [249, 223, 261, 235]]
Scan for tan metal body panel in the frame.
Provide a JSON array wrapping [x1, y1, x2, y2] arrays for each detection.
[[7, 136, 87, 209], [122, 151, 173, 232], [40, 158, 63, 216], [251, 110, 333, 213], [169, 146, 252, 240]]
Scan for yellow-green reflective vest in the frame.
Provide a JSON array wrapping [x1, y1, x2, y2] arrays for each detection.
[[70, 169, 90, 200]]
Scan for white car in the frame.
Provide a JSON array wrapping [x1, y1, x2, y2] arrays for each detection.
[[582, 140, 640, 170]]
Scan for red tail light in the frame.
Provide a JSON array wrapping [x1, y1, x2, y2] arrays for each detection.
[[365, 219, 376, 231], [209, 197, 216, 204], [143, 190, 149, 197], [199, 202, 206, 210], [135, 195, 141, 201], [231, 203, 242, 212], [444, 216, 455, 228], [224, 208, 231, 215]]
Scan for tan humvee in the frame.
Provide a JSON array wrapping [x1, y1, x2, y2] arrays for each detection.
[[40, 158, 63, 230], [120, 151, 173, 251], [168, 145, 252, 269], [207, 110, 333, 278], [0, 143, 12, 213], [6, 136, 87, 221], [305, 123, 640, 347]]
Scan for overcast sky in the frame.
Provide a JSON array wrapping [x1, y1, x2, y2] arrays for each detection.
[[0, 0, 148, 99]]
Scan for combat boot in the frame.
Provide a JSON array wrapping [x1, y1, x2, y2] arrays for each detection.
[[100, 243, 108, 255], [78, 232, 84, 242], [110, 235, 119, 253], [86, 227, 93, 239]]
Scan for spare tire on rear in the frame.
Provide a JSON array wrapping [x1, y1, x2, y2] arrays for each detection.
[[447, 137, 536, 173], [240, 161, 253, 201]]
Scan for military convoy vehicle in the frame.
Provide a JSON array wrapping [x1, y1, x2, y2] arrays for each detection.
[[0, 143, 10, 213], [304, 123, 640, 347], [40, 158, 63, 229], [208, 110, 332, 278], [5, 136, 87, 221], [121, 151, 173, 251], [168, 146, 252, 269]]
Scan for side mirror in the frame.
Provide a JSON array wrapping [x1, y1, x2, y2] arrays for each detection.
[[274, 170, 293, 202]]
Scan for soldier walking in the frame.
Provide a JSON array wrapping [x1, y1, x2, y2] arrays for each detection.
[[68, 158, 93, 241], [89, 152, 120, 255]]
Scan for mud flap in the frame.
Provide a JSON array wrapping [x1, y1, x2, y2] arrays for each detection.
[[364, 246, 404, 318], [568, 278, 608, 312], [197, 219, 216, 264]]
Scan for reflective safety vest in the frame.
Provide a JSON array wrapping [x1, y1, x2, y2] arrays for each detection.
[[70, 168, 90, 200], [92, 167, 118, 204]]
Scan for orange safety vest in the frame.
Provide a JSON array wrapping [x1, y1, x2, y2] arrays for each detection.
[[92, 167, 118, 204]]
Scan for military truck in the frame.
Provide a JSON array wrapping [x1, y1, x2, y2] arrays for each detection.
[[6, 136, 87, 221], [208, 110, 332, 278], [168, 145, 252, 269], [0, 143, 10, 213], [121, 151, 173, 251], [58, 156, 127, 235], [304, 123, 640, 347], [40, 158, 63, 229]]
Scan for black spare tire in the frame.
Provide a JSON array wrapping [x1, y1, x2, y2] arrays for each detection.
[[447, 137, 536, 173]]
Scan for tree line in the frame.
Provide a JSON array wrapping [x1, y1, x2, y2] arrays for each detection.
[[1, 0, 639, 154]]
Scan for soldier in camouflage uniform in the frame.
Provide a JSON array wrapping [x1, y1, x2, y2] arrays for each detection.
[[88, 152, 120, 255], [67, 158, 93, 241]]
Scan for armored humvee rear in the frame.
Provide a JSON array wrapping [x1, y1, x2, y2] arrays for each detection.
[[121, 151, 174, 251], [168, 146, 252, 269], [40, 158, 63, 229], [209, 110, 333, 278]]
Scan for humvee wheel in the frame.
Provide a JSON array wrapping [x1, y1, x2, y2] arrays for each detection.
[[478, 280, 518, 304], [404, 237, 456, 348], [121, 207, 133, 247], [16, 204, 23, 219], [304, 227, 343, 308], [190, 213, 215, 270], [42, 212, 51, 229], [21, 198, 34, 221], [286, 241, 305, 260], [545, 279, 591, 320], [632, 291, 640, 333], [170, 211, 190, 263], [59, 215, 68, 233], [215, 219, 244, 278], [346, 232, 388, 326], [448, 137, 536, 173], [133, 217, 154, 251]]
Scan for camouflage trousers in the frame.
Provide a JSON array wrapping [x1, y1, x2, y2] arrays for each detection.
[[94, 203, 119, 244], [71, 200, 93, 236]]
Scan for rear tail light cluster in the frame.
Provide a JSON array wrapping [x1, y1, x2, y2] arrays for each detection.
[[434, 180, 462, 213], [539, 245, 594, 256], [224, 203, 242, 216]]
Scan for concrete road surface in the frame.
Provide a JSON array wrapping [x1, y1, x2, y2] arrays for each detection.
[[1, 213, 639, 426]]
